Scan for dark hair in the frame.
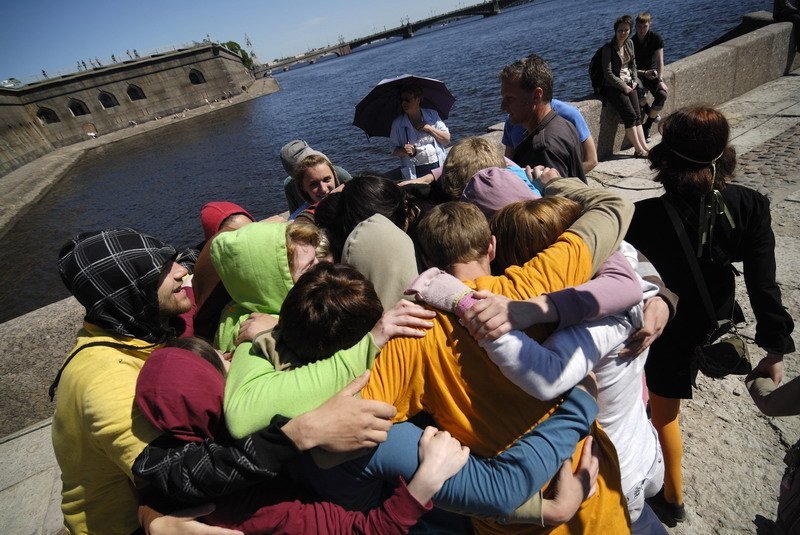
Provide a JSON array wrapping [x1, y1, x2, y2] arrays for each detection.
[[400, 84, 423, 99], [499, 53, 553, 102], [320, 174, 414, 260], [313, 192, 343, 259], [314, 190, 341, 227], [165, 337, 227, 376], [278, 263, 383, 363], [649, 106, 736, 196], [614, 15, 633, 31]]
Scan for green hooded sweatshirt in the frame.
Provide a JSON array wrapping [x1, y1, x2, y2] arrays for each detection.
[[212, 220, 381, 439], [211, 221, 293, 353]]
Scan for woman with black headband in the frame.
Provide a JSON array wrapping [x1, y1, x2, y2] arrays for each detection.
[[625, 106, 795, 526]]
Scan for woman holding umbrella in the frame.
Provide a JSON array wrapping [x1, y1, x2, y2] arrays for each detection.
[[390, 84, 450, 179]]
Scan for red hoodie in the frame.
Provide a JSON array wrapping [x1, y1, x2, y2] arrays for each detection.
[[200, 202, 255, 242], [136, 347, 431, 534]]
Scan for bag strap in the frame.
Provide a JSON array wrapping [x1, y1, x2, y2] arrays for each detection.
[[662, 196, 719, 336], [49, 340, 158, 401]]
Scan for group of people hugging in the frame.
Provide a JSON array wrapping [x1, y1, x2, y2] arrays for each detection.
[[50, 41, 796, 535]]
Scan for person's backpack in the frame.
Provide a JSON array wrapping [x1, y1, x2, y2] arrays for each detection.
[[588, 44, 608, 95]]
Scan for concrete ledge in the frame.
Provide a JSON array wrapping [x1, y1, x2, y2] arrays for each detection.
[[728, 23, 786, 96], [670, 41, 738, 109], [564, 14, 800, 159], [0, 297, 83, 438], [0, 420, 63, 534]]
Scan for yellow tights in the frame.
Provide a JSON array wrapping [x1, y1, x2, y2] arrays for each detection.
[[649, 392, 684, 505]]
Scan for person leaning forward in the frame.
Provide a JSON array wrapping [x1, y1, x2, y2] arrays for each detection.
[[362, 177, 632, 534], [50, 227, 396, 535]]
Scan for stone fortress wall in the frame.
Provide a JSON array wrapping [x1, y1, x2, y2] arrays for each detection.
[[0, 44, 254, 175]]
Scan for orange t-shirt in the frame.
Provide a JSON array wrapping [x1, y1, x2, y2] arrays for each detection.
[[364, 232, 630, 534]]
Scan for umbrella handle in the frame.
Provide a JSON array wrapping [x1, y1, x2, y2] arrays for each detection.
[[404, 126, 417, 158], [403, 126, 417, 160]]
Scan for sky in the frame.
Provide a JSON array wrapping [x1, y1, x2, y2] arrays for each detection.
[[0, 0, 473, 81]]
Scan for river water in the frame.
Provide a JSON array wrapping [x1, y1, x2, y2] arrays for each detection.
[[0, 0, 770, 321]]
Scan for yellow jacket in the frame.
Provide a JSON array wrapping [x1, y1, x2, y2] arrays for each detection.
[[51, 323, 161, 534]]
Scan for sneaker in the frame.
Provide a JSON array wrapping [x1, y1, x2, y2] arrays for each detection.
[[646, 488, 687, 526], [642, 122, 652, 141]]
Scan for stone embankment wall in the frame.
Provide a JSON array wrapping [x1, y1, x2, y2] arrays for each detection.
[[587, 14, 800, 157], [0, 298, 83, 437], [490, 12, 800, 158], [0, 45, 254, 175]]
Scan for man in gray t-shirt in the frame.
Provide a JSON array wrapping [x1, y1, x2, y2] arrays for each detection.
[[499, 54, 586, 183]]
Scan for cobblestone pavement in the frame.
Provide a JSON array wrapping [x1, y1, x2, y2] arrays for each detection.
[[736, 122, 800, 206]]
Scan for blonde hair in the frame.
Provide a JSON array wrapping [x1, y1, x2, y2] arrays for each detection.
[[636, 12, 652, 23], [285, 221, 321, 267], [292, 154, 337, 201], [416, 202, 492, 271], [441, 137, 505, 200], [490, 197, 582, 273], [315, 230, 332, 261]]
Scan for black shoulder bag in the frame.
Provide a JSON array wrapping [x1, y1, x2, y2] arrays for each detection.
[[662, 197, 751, 379]]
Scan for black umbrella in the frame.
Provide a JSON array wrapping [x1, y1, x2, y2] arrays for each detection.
[[353, 74, 456, 138]]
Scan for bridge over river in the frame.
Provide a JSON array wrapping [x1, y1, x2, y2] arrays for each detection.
[[254, 0, 531, 75]]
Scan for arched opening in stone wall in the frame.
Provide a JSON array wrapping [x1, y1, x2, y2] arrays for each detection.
[[188, 69, 206, 85], [36, 107, 61, 125], [98, 91, 120, 109], [127, 84, 147, 101], [68, 99, 90, 117]]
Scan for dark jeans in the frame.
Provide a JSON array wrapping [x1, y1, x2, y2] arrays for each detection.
[[776, 12, 800, 51], [637, 76, 668, 112], [602, 85, 642, 128]]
